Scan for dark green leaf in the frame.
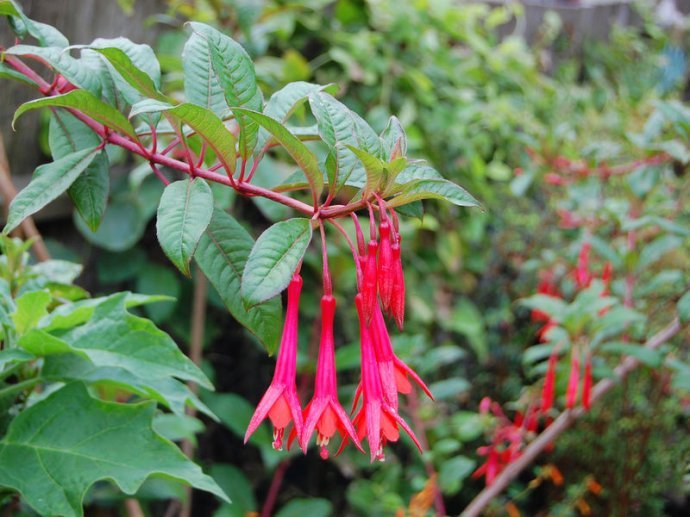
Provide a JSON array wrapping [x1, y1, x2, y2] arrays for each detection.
[[194, 209, 282, 353], [156, 179, 214, 277], [0, 383, 227, 517], [242, 218, 312, 307], [4, 146, 100, 234]]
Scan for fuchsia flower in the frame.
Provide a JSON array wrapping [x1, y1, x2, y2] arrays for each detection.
[[377, 220, 394, 312], [582, 351, 592, 410], [244, 275, 304, 450], [344, 294, 422, 462], [361, 240, 379, 323], [389, 238, 406, 330], [566, 345, 580, 409], [575, 242, 592, 289], [300, 295, 363, 458], [541, 347, 558, 414]]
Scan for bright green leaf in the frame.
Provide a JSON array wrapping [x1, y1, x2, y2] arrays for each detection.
[[387, 179, 480, 209]]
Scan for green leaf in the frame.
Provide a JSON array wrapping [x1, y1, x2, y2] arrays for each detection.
[[156, 179, 214, 277], [194, 209, 282, 353], [439, 456, 476, 495], [275, 499, 333, 517], [678, 291, 690, 324], [210, 464, 257, 513], [153, 414, 204, 445], [0, 349, 33, 371], [637, 235, 682, 270], [519, 294, 567, 321], [74, 196, 146, 252], [233, 108, 323, 204], [308, 92, 360, 191], [31, 293, 212, 389], [380, 115, 407, 159], [5, 45, 99, 94], [182, 31, 229, 115], [91, 46, 166, 101], [0, 61, 36, 86], [49, 110, 110, 231], [4, 146, 100, 234], [42, 353, 214, 419], [600, 342, 663, 368], [387, 179, 480, 209], [0, 383, 227, 517], [135, 264, 180, 324], [0, 1, 68, 47], [242, 218, 312, 307], [188, 22, 262, 159], [13, 90, 138, 140], [346, 145, 385, 195], [266, 82, 336, 122], [11, 290, 50, 335], [130, 100, 237, 175]]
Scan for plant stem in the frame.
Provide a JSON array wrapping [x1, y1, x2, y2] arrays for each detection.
[[0, 378, 40, 399], [261, 459, 290, 517], [461, 317, 682, 517]]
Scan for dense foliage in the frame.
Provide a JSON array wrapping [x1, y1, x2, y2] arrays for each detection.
[[1, 0, 689, 515]]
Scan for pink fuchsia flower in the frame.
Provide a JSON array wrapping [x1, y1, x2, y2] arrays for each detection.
[[582, 351, 592, 410], [344, 294, 422, 462], [300, 295, 363, 458], [541, 347, 559, 415], [360, 240, 379, 323], [377, 220, 394, 312], [575, 242, 592, 289], [566, 345, 580, 409], [244, 274, 304, 450], [389, 238, 405, 330]]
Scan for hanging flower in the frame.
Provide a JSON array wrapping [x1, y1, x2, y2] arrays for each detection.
[[344, 294, 422, 462], [245, 275, 304, 450], [566, 345, 580, 409], [300, 295, 363, 458]]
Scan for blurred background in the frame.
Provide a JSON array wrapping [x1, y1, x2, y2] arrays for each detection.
[[1, 0, 690, 515]]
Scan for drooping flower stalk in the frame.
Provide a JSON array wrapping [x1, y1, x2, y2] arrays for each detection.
[[345, 294, 422, 462], [245, 274, 304, 450], [300, 295, 363, 458]]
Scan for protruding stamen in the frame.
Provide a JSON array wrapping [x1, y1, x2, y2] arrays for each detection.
[[273, 427, 285, 450]]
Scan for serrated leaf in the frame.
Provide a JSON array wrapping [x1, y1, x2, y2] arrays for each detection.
[[26, 293, 212, 389], [4, 146, 100, 234], [242, 218, 312, 307], [42, 353, 214, 419], [188, 22, 262, 159], [156, 179, 214, 277], [13, 90, 138, 140], [387, 179, 480, 209], [0, 382, 227, 517], [49, 110, 109, 231], [194, 209, 282, 353], [5, 45, 100, 94], [233, 109, 322, 204], [182, 31, 229, 115], [130, 100, 237, 175]]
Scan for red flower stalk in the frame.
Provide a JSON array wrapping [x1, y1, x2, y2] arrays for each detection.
[[300, 295, 363, 458], [582, 351, 592, 411], [245, 274, 304, 450], [601, 261, 613, 295], [575, 242, 592, 289], [566, 345, 580, 409], [360, 240, 379, 323], [541, 348, 558, 414], [389, 238, 405, 330], [345, 294, 422, 462], [377, 220, 394, 312]]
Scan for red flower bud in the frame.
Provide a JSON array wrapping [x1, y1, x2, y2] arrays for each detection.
[[390, 240, 405, 329], [582, 352, 592, 411], [566, 346, 580, 409], [377, 221, 394, 312], [541, 349, 558, 414], [360, 241, 379, 323]]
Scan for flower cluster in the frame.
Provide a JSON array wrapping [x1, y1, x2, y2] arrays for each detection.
[[245, 207, 433, 461]]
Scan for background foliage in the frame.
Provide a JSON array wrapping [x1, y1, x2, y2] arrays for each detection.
[[1, 0, 690, 515]]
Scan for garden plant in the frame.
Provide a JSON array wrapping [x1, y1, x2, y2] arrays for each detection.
[[1, 0, 689, 515]]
